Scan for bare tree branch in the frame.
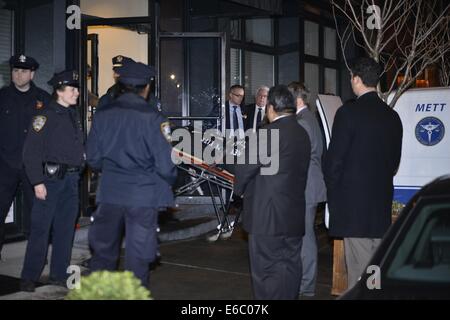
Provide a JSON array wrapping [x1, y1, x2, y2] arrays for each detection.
[[332, 0, 450, 108]]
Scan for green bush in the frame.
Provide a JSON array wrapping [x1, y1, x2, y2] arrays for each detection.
[[65, 271, 152, 300]]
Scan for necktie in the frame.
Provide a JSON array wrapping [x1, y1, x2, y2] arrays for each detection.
[[233, 105, 239, 131], [256, 107, 263, 128]]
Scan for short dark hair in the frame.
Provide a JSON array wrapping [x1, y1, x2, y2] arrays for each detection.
[[116, 81, 148, 98], [287, 81, 310, 105], [349, 57, 382, 87], [52, 85, 69, 100], [229, 84, 244, 93], [268, 85, 296, 114]]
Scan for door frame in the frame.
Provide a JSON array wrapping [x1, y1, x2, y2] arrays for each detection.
[[79, 16, 153, 216]]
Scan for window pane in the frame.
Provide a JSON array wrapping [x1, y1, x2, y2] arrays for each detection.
[[278, 51, 299, 85], [246, 19, 273, 46], [324, 68, 337, 95], [387, 201, 450, 283], [244, 51, 274, 104], [324, 27, 337, 60], [279, 17, 298, 46], [304, 63, 319, 100], [160, 39, 184, 118], [230, 48, 242, 85], [304, 21, 319, 56], [188, 38, 221, 118], [0, 9, 13, 88], [159, 0, 183, 31], [230, 19, 241, 40]]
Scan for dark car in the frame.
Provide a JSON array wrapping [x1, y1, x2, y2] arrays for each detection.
[[340, 175, 450, 299]]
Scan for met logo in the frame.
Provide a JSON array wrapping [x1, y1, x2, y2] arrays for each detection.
[[415, 103, 446, 112]]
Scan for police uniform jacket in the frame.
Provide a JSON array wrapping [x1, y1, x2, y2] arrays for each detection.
[[86, 92, 177, 208], [97, 84, 118, 109], [324, 92, 403, 238], [22, 100, 85, 185], [0, 82, 50, 168], [98, 84, 162, 112]]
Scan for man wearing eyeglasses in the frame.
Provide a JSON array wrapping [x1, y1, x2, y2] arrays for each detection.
[[225, 85, 246, 137]]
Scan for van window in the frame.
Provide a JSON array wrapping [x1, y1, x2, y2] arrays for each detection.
[[387, 198, 450, 283]]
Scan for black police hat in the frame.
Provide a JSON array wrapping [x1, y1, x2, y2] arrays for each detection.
[[9, 54, 39, 71], [47, 70, 80, 88], [118, 61, 156, 86], [112, 55, 134, 71]]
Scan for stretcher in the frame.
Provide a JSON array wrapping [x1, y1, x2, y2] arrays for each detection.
[[172, 147, 242, 241]]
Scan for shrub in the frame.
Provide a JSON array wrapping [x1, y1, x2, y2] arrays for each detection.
[[65, 271, 152, 300]]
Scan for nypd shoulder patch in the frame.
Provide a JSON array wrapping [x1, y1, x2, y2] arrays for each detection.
[[32, 115, 47, 132], [160, 121, 172, 143]]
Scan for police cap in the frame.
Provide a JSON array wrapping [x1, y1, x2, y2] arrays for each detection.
[[9, 54, 39, 71], [48, 70, 80, 88], [112, 55, 134, 71], [118, 61, 156, 86]]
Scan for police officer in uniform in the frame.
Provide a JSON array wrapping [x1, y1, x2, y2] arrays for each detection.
[[97, 55, 134, 109], [20, 70, 85, 292], [97, 55, 162, 112], [87, 60, 177, 288], [0, 54, 50, 260]]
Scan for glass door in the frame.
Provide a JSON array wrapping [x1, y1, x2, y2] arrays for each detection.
[[158, 32, 226, 131], [158, 33, 226, 203]]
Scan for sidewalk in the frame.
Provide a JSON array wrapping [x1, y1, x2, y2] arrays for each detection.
[[0, 207, 335, 300]]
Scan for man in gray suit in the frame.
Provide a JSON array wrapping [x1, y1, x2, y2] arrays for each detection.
[[288, 82, 327, 297]]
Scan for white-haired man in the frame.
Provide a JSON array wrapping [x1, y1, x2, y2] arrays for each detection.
[[244, 85, 269, 132]]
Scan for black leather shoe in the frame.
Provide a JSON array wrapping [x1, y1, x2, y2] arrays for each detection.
[[20, 279, 35, 292]]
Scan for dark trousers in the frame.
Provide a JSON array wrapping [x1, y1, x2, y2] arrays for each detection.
[[0, 160, 34, 254], [300, 203, 318, 295], [89, 203, 158, 288], [249, 233, 302, 300], [21, 173, 80, 282]]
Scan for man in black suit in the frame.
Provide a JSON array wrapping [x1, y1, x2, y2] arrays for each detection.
[[243, 85, 269, 132], [223, 85, 246, 175], [224, 84, 246, 134], [234, 85, 311, 300], [324, 57, 403, 288]]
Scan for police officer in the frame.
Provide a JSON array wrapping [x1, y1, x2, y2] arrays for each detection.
[[97, 55, 162, 112], [20, 70, 85, 292], [0, 54, 50, 259], [97, 55, 134, 109], [86, 60, 177, 288]]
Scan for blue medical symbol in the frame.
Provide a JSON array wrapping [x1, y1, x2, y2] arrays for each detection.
[[415, 117, 445, 146]]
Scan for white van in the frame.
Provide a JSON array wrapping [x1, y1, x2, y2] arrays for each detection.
[[316, 87, 450, 217]]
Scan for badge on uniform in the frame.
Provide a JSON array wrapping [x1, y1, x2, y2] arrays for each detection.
[[35, 100, 44, 110], [160, 121, 172, 143], [32, 115, 47, 132]]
